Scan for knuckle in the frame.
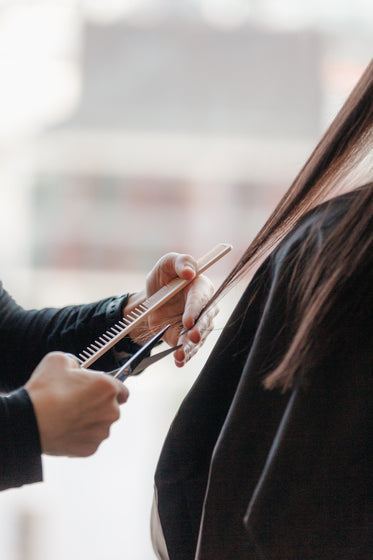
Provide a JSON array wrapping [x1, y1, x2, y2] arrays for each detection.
[[110, 406, 120, 423], [44, 351, 65, 365], [179, 254, 196, 269], [199, 274, 215, 292], [152, 252, 177, 272], [87, 442, 100, 456], [101, 426, 111, 440], [78, 443, 99, 458], [93, 375, 117, 396]]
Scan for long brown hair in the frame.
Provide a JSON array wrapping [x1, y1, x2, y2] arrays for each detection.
[[204, 59, 373, 390]]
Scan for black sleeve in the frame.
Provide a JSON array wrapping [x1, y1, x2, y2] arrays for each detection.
[[0, 283, 142, 391], [0, 388, 42, 491], [0, 282, 143, 491]]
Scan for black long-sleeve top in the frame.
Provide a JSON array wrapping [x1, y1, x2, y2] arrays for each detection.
[[0, 287, 138, 491], [153, 187, 373, 560]]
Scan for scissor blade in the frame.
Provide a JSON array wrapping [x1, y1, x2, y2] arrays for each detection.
[[131, 344, 182, 375], [110, 323, 172, 381]]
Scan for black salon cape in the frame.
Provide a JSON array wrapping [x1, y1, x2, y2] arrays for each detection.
[[153, 189, 373, 560], [0, 289, 139, 491]]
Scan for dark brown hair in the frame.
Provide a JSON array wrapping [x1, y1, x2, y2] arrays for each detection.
[[204, 59, 373, 390]]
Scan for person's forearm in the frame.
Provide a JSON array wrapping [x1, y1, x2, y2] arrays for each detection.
[[0, 389, 42, 491], [0, 284, 132, 389]]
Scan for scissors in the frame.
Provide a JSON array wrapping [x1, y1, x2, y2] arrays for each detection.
[[106, 324, 181, 382]]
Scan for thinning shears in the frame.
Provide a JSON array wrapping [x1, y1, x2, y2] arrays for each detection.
[[106, 324, 181, 382]]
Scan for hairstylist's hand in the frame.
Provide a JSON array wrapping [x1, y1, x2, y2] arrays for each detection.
[[25, 352, 128, 457], [143, 252, 218, 366]]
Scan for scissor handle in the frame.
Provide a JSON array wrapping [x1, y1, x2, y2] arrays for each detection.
[[78, 243, 232, 368]]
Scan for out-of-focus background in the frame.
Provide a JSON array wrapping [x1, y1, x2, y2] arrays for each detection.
[[0, 1, 371, 558]]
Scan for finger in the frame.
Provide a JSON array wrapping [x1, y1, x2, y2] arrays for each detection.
[[186, 326, 202, 345], [64, 353, 82, 368], [182, 275, 215, 330], [173, 254, 197, 281], [147, 252, 196, 287], [146, 252, 177, 294], [152, 253, 197, 284], [173, 345, 186, 367], [175, 308, 216, 366], [174, 340, 198, 367], [188, 304, 219, 344], [81, 367, 130, 405], [112, 379, 129, 404]]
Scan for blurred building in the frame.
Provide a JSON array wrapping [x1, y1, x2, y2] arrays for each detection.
[[0, 5, 368, 560], [31, 20, 322, 272]]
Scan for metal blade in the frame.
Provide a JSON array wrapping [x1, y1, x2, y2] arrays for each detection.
[[130, 344, 182, 375]]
